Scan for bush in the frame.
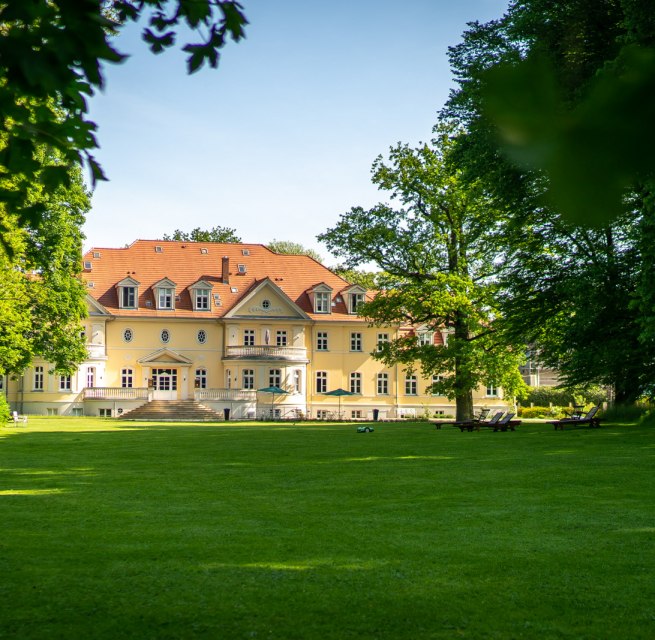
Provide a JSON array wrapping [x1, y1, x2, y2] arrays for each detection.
[[524, 385, 609, 407], [518, 405, 566, 419], [602, 404, 650, 424], [0, 394, 10, 423]]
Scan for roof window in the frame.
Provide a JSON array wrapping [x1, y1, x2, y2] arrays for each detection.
[[83, 261, 92, 270], [242, 249, 250, 256], [237, 264, 247, 274], [155, 246, 163, 253]]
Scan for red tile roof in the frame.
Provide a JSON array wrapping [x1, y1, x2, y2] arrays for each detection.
[[82, 240, 368, 321]]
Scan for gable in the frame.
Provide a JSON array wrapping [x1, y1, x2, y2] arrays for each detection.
[[225, 279, 311, 320], [137, 348, 193, 366], [85, 294, 112, 317]]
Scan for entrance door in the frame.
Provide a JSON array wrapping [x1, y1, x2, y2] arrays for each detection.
[[152, 368, 178, 400]]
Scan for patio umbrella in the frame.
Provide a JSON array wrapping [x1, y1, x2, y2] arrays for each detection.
[[323, 388, 355, 420], [257, 386, 288, 419]]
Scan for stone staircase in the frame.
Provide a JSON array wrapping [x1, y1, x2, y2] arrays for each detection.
[[118, 400, 224, 422]]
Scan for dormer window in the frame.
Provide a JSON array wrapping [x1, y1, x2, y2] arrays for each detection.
[[315, 291, 330, 313], [311, 284, 333, 314], [159, 288, 173, 309], [190, 280, 213, 311], [349, 292, 365, 314], [121, 286, 136, 308], [116, 277, 140, 309], [153, 278, 177, 310]]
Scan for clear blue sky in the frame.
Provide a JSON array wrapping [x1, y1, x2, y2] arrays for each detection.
[[85, 0, 509, 262]]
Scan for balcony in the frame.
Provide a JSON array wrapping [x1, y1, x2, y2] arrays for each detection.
[[195, 389, 257, 402], [83, 387, 149, 400], [223, 345, 308, 362]]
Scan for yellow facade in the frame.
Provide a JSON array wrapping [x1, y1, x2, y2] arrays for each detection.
[[3, 240, 508, 419]]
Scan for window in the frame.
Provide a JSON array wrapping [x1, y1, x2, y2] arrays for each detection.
[[86, 367, 95, 389], [316, 371, 327, 393], [121, 286, 136, 308], [314, 291, 330, 313], [34, 366, 44, 391], [316, 331, 328, 351], [351, 410, 363, 419], [316, 409, 329, 420], [405, 375, 418, 395], [350, 332, 362, 352], [349, 293, 365, 314], [276, 330, 288, 347], [486, 384, 499, 397], [99, 408, 112, 417], [197, 329, 207, 344], [195, 288, 210, 310], [376, 333, 389, 352], [160, 329, 170, 344], [242, 369, 255, 390], [47, 408, 59, 416], [349, 372, 362, 394], [269, 368, 281, 388], [377, 373, 389, 395], [431, 375, 443, 395], [237, 264, 247, 274], [226, 369, 232, 389], [84, 261, 92, 270], [195, 368, 207, 389], [121, 368, 133, 388], [158, 287, 174, 309], [72, 407, 84, 417], [293, 369, 302, 394], [59, 374, 71, 392], [418, 331, 433, 346], [123, 328, 133, 343], [244, 329, 255, 346]]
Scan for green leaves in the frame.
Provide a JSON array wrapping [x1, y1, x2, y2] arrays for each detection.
[[0, 1, 248, 245]]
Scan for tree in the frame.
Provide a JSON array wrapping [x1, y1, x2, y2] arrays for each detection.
[[0, 151, 90, 376], [329, 265, 379, 290], [0, 1, 248, 246], [319, 130, 526, 421], [162, 226, 241, 243], [443, 0, 655, 402], [266, 240, 323, 263]]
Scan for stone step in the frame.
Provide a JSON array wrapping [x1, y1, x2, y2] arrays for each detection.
[[119, 400, 224, 422]]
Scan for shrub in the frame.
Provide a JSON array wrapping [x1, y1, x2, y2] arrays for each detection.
[[524, 385, 609, 407], [0, 394, 10, 423], [518, 405, 566, 419], [602, 404, 649, 424]]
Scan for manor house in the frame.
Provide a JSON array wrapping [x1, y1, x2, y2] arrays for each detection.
[[5, 240, 507, 420]]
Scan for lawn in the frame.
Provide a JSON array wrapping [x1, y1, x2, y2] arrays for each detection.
[[1, 418, 654, 639]]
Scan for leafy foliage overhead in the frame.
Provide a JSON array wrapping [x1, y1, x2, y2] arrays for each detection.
[[0, 1, 248, 238], [162, 226, 242, 243]]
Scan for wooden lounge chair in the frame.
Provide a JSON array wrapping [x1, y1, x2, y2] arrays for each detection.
[[547, 406, 601, 430], [458, 410, 501, 432], [492, 412, 520, 432], [432, 408, 490, 430]]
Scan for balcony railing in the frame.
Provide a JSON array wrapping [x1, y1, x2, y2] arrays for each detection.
[[195, 389, 257, 402], [83, 387, 149, 400], [223, 345, 308, 362]]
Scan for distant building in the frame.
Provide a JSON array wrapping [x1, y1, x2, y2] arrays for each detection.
[[5, 240, 509, 419]]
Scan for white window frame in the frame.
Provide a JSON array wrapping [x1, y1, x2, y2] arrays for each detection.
[[59, 374, 72, 392], [121, 368, 133, 388], [86, 367, 95, 389], [316, 371, 328, 393], [376, 333, 389, 352], [350, 332, 362, 352], [243, 329, 255, 346], [242, 369, 255, 390], [195, 288, 210, 311], [377, 373, 389, 395], [293, 369, 302, 394], [405, 374, 418, 396], [121, 286, 137, 309], [349, 372, 362, 395], [34, 366, 44, 391], [316, 331, 328, 351], [349, 293, 365, 314], [486, 384, 499, 397], [276, 330, 288, 347], [158, 287, 174, 310], [195, 368, 207, 389], [314, 291, 331, 314], [269, 368, 281, 388]]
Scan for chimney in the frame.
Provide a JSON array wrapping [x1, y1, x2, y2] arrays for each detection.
[[222, 256, 230, 284]]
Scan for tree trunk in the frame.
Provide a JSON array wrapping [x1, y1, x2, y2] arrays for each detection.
[[455, 388, 474, 422], [453, 309, 474, 422]]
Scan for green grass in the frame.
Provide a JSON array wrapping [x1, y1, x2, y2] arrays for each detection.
[[1, 417, 654, 639]]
